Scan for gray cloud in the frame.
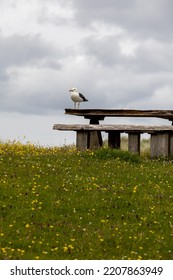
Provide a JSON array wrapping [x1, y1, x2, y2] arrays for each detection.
[[0, 67, 67, 115], [73, 0, 173, 40], [36, 0, 75, 26], [0, 33, 61, 75], [81, 34, 122, 67], [0, 32, 70, 114], [134, 40, 173, 72], [82, 34, 173, 73]]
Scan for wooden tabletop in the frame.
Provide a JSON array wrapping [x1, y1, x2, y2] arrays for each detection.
[[65, 109, 173, 120]]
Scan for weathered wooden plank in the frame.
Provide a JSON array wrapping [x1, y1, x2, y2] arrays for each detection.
[[65, 109, 173, 120], [53, 124, 173, 132], [128, 133, 140, 154]]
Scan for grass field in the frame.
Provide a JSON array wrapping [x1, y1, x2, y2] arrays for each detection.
[[0, 140, 173, 260]]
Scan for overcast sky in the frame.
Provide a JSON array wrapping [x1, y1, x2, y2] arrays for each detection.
[[1, 0, 173, 146]]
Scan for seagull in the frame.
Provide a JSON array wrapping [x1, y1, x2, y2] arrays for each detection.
[[69, 87, 88, 109]]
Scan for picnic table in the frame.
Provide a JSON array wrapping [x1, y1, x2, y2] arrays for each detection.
[[53, 109, 173, 158]]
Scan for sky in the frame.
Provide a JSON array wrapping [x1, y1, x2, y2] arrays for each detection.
[[1, 0, 173, 146]]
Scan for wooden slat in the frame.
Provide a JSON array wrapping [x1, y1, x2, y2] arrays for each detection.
[[53, 124, 173, 133], [65, 109, 173, 120]]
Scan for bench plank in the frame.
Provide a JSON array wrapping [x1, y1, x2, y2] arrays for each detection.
[[53, 123, 173, 157], [53, 124, 173, 132]]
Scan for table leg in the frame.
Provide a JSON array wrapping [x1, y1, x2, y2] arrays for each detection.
[[76, 131, 89, 151], [89, 118, 103, 149], [128, 133, 140, 154], [150, 132, 169, 158]]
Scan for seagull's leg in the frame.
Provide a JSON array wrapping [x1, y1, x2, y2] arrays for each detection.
[[78, 102, 80, 109], [74, 102, 76, 109]]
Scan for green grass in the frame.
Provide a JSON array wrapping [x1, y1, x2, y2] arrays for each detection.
[[0, 141, 173, 260]]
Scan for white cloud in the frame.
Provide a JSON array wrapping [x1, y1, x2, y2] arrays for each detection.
[[119, 38, 140, 56]]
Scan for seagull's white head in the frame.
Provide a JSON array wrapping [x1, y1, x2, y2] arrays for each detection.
[[69, 87, 78, 92]]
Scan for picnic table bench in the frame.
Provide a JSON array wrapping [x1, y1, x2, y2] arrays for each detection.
[[53, 109, 173, 158]]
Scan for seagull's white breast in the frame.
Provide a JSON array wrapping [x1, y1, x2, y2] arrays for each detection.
[[71, 92, 83, 102]]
